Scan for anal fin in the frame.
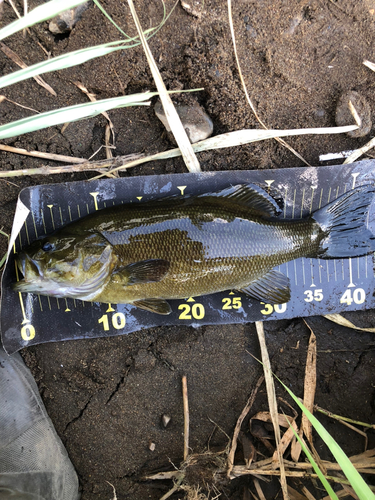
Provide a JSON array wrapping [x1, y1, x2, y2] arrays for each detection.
[[133, 298, 172, 315], [238, 269, 291, 304]]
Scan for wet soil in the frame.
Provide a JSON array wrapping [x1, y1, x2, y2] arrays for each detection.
[[1, 1, 375, 498]]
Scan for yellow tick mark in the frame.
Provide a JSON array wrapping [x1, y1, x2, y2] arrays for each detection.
[[177, 186, 187, 195], [90, 192, 100, 210]]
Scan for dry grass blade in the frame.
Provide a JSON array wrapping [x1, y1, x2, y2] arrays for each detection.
[[0, 144, 85, 163], [92, 125, 355, 180], [253, 478, 267, 500], [227, 0, 310, 167], [272, 419, 298, 462], [324, 314, 375, 333], [0, 95, 39, 113], [343, 136, 375, 164], [127, 0, 201, 173], [0, 42, 56, 95], [301, 320, 317, 446], [287, 485, 309, 500], [0, 153, 143, 177], [227, 375, 264, 477], [255, 321, 289, 500]]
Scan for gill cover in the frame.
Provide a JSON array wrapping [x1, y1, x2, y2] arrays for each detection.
[[14, 232, 115, 300]]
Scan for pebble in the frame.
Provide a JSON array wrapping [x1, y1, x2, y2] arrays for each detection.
[[161, 414, 171, 428], [49, 1, 91, 34], [154, 100, 213, 144], [335, 91, 372, 138]]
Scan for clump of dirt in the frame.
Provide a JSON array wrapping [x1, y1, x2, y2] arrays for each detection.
[[1, 1, 375, 499]]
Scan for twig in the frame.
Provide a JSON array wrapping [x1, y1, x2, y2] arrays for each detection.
[[0, 42, 56, 95], [255, 321, 289, 500], [227, 374, 264, 477], [0, 153, 144, 177], [182, 374, 189, 461]]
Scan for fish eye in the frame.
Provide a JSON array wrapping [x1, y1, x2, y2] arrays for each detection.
[[42, 241, 55, 252]]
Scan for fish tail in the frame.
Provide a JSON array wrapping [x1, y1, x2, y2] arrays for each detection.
[[312, 185, 375, 258]]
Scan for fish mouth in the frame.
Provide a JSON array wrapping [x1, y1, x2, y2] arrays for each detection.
[[13, 253, 45, 294]]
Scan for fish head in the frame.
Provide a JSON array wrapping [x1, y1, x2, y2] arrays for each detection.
[[13, 232, 115, 299]]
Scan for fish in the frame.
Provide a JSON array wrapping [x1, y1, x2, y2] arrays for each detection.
[[13, 183, 375, 315]]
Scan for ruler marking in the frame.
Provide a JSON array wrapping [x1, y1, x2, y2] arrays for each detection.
[[31, 212, 39, 239], [341, 259, 345, 281], [59, 206, 64, 225], [348, 258, 355, 287], [41, 209, 47, 234], [318, 259, 322, 283], [292, 189, 296, 219], [283, 187, 288, 219], [309, 187, 315, 214], [334, 259, 337, 281], [47, 205, 55, 230], [302, 258, 306, 286], [300, 188, 305, 218], [23, 221, 30, 245], [68, 205, 73, 222], [309, 258, 315, 287]]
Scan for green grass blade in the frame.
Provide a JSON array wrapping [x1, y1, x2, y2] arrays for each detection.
[[281, 383, 375, 500], [0, 93, 157, 139], [0, 41, 133, 89], [286, 417, 339, 500], [0, 0, 88, 41]]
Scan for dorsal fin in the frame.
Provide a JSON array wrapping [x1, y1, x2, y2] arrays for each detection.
[[200, 184, 282, 218]]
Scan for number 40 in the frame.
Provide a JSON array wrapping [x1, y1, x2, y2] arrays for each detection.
[[340, 288, 365, 306]]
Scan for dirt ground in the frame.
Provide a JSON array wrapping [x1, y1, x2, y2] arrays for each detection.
[[1, 0, 375, 498]]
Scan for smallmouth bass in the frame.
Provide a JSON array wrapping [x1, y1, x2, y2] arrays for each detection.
[[14, 183, 375, 315]]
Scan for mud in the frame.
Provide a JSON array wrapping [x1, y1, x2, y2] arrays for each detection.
[[1, 1, 375, 498]]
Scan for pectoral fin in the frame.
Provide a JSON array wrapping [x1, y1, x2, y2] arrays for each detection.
[[133, 298, 172, 315], [116, 259, 170, 285], [238, 269, 291, 304]]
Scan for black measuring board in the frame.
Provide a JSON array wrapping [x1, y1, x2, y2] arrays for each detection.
[[1, 160, 375, 354]]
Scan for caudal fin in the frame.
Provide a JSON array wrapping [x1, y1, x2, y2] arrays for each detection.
[[312, 185, 375, 258]]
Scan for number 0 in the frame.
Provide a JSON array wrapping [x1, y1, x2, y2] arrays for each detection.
[[21, 324, 35, 341]]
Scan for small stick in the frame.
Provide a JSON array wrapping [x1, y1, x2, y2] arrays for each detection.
[[227, 374, 264, 477], [182, 374, 189, 461]]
